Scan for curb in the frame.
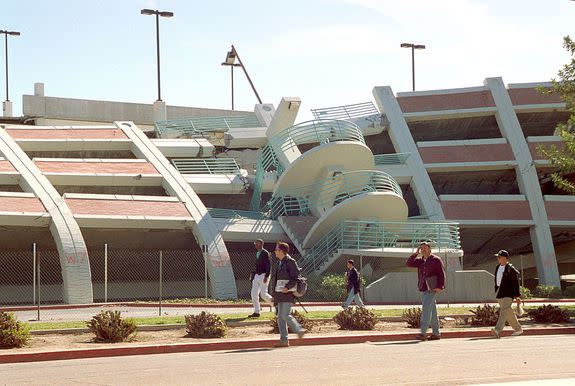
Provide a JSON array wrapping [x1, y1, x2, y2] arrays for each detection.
[[2, 326, 574, 365]]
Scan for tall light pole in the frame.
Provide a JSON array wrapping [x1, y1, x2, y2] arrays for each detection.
[[400, 42, 425, 92], [1, 29, 20, 117], [221, 49, 241, 110], [140, 9, 173, 102]]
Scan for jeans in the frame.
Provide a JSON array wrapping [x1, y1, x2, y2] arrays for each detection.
[[251, 273, 272, 313], [494, 297, 522, 333], [342, 289, 364, 309], [277, 302, 302, 342], [420, 290, 439, 335]]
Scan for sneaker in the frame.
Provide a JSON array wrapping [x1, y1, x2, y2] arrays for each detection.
[[248, 313, 260, 318], [511, 329, 523, 336], [297, 329, 307, 339], [428, 334, 441, 341], [273, 340, 289, 348], [491, 328, 500, 339], [415, 333, 427, 341]]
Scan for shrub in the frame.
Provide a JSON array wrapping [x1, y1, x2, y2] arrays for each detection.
[[520, 286, 532, 300], [334, 306, 378, 330], [534, 285, 562, 298], [563, 285, 575, 298], [470, 304, 499, 326], [307, 273, 366, 302], [87, 310, 137, 343], [269, 310, 314, 333], [185, 312, 227, 338], [528, 305, 570, 323], [0, 312, 30, 348], [402, 307, 422, 328]]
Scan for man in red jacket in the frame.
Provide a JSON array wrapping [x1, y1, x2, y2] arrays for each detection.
[[406, 241, 446, 341]]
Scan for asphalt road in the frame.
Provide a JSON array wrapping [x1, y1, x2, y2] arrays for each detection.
[[1, 335, 574, 385]]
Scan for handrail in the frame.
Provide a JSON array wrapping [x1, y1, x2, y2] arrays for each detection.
[[249, 145, 284, 210], [311, 102, 380, 121], [299, 220, 461, 273], [268, 170, 402, 219], [269, 119, 365, 153], [171, 158, 242, 175], [155, 115, 262, 137], [374, 153, 411, 165], [207, 208, 271, 220]]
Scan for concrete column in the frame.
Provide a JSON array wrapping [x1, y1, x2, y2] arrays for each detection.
[[118, 121, 238, 299], [372, 86, 444, 221], [254, 103, 275, 127], [34, 83, 45, 96], [485, 77, 560, 286], [2, 101, 13, 117], [266, 97, 302, 169], [0, 128, 93, 304], [153, 100, 167, 122]]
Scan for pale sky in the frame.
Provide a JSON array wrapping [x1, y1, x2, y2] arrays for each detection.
[[2, 0, 575, 122]]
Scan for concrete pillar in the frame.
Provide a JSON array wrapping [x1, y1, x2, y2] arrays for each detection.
[[485, 77, 560, 286], [254, 103, 275, 127], [266, 97, 302, 169], [372, 86, 445, 221], [153, 100, 167, 122], [34, 83, 45, 96], [2, 101, 12, 117]]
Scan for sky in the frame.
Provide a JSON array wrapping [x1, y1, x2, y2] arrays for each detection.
[[2, 0, 575, 122]]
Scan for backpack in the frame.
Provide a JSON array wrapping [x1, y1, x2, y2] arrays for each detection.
[[293, 276, 308, 298]]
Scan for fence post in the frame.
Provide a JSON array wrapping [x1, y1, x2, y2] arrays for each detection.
[[37, 249, 41, 321], [104, 243, 108, 303], [32, 243, 36, 305], [159, 250, 163, 317], [202, 245, 208, 299]]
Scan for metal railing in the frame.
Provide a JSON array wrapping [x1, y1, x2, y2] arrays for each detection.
[[250, 145, 285, 210], [311, 102, 380, 121], [207, 207, 271, 220], [267, 170, 402, 219], [269, 119, 365, 152], [171, 158, 242, 175], [299, 220, 461, 274], [374, 152, 411, 165], [155, 114, 262, 138]]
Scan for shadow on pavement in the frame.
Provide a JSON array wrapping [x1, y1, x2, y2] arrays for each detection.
[[218, 348, 274, 354]]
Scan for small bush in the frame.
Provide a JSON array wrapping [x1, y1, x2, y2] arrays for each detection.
[[333, 307, 378, 330], [470, 304, 499, 327], [87, 311, 137, 343], [534, 285, 562, 298], [0, 312, 30, 348], [185, 311, 227, 338], [402, 307, 422, 328], [563, 285, 575, 298], [270, 310, 314, 333], [528, 305, 570, 323], [520, 286, 532, 300], [307, 274, 366, 302]]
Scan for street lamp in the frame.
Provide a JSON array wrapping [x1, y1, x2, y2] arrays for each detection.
[[221, 48, 241, 110], [140, 9, 173, 102], [221, 45, 263, 109], [1, 29, 20, 117], [400, 42, 426, 91]]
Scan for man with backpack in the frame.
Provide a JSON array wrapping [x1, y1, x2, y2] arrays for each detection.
[[271, 242, 307, 347], [342, 259, 364, 309]]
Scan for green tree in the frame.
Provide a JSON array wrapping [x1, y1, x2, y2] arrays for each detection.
[[538, 36, 575, 194]]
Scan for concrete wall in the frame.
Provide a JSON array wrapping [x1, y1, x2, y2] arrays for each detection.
[[365, 270, 495, 303]]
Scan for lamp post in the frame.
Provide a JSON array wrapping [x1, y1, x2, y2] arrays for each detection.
[[221, 45, 262, 108], [400, 42, 425, 92], [221, 48, 242, 110], [1, 29, 20, 117], [140, 9, 173, 102]]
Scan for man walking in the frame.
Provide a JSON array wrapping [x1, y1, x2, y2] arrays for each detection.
[[272, 242, 306, 347], [406, 241, 445, 341], [342, 259, 364, 309], [491, 249, 523, 338], [248, 239, 272, 318]]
